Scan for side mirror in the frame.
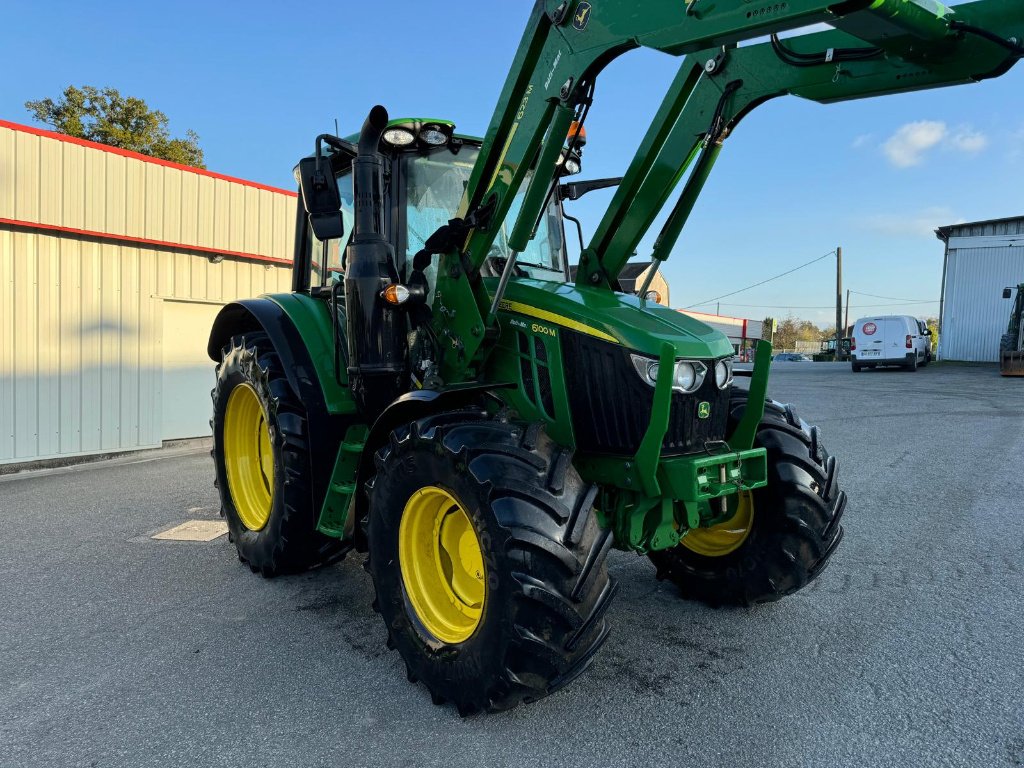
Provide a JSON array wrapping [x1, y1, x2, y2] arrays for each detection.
[[1003, 288, 1013, 299], [298, 145, 344, 241]]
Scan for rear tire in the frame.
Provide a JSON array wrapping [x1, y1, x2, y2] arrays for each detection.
[[647, 391, 846, 606], [905, 355, 919, 372], [211, 332, 342, 577], [366, 415, 615, 714], [851, 362, 861, 373]]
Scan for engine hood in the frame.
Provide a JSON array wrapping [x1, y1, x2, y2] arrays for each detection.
[[493, 278, 734, 359]]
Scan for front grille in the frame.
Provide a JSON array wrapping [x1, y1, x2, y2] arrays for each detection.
[[561, 332, 729, 456]]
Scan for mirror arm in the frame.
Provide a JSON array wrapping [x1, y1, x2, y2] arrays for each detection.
[[561, 204, 586, 255], [558, 176, 624, 202]]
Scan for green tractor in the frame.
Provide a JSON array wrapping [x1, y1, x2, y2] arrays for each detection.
[[1001, 284, 1024, 376], [207, 1, 1023, 713]]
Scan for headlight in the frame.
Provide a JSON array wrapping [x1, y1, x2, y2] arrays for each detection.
[[715, 358, 733, 389], [674, 361, 706, 393], [556, 148, 582, 176], [631, 354, 659, 387], [383, 127, 415, 146], [419, 127, 448, 146], [631, 355, 707, 393], [674, 362, 697, 391]]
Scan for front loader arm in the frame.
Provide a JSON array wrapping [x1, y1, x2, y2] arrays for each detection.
[[587, 0, 1024, 283], [429, 0, 1023, 382]]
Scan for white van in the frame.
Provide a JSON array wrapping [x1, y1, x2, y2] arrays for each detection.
[[850, 315, 932, 372]]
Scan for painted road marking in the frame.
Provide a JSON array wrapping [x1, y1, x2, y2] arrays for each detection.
[[152, 519, 228, 542]]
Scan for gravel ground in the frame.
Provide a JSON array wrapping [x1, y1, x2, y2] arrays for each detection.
[[1, 363, 1022, 768]]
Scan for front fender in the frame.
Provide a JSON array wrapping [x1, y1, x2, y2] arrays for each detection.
[[352, 382, 515, 550]]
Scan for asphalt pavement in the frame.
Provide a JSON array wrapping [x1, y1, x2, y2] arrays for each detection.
[[1, 363, 1022, 768]]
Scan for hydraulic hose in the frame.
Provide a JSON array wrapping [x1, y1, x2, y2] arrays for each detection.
[[949, 20, 1024, 57], [770, 34, 882, 68]]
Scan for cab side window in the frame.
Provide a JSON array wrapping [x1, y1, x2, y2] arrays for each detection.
[[308, 166, 355, 289]]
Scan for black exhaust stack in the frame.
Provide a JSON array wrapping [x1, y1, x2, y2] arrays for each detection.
[[345, 105, 406, 417]]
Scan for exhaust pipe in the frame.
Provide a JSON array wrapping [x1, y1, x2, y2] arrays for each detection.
[[344, 105, 406, 417]]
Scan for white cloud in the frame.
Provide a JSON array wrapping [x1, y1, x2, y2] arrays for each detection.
[[880, 121, 991, 167], [883, 121, 947, 167], [948, 128, 988, 154], [861, 206, 964, 239]]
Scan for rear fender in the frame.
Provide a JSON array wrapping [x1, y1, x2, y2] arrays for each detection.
[[208, 299, 354, 518]]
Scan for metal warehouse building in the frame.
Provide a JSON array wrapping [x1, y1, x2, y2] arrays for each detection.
[[937, 216, 1024, 362], [0, 119, 296, 465]]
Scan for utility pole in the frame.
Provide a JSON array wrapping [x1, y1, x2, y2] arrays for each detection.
[[843, 288, 851, 351], [835, 247, 843, 361]]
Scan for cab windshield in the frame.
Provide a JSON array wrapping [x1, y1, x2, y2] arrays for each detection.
[[403, 146, 566, 285]]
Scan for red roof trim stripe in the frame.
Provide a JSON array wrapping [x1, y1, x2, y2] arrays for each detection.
[[0, 217, 293, 267], [0, 118, 298, 198]]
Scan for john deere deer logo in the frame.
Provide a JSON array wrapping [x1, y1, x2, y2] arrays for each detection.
[[573, 2, 592, 30], [697, 401, 711, 420]]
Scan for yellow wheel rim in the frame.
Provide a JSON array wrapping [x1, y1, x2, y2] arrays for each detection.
[[223, 383, 274, 531], [398, 486, 486, 644], [681, 491, 755, 557]]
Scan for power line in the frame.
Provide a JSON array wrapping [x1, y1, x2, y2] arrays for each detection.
[[703, 299, 938, 310], [849, 290, 937, 302], [685, 249, 836, 309]]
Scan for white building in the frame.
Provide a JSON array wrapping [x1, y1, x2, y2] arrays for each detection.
[[936, 216, 1024, 362], [0, 119, 296, 466], [678, 309, 765, 357]]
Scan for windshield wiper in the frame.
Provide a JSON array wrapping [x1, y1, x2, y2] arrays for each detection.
[[517, 262, 564, 274]]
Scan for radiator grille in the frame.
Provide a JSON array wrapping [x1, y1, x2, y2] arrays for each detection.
[[561, 332, 730, 456]]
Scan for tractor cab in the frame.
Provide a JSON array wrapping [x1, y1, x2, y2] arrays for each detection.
[[291, 118, 570, 298]]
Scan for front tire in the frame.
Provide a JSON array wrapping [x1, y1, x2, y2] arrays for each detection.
[[648, 391, 846, 606], [212, 332, 341, 576], [366, 415, 616, 714]]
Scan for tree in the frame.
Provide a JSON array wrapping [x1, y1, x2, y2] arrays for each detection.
[[26, 85, 205, 168], [925, 316, 940, 351], [773, 315, 829, 351]]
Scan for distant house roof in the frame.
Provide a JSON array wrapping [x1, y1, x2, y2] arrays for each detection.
[[569, 261, 654, 292]]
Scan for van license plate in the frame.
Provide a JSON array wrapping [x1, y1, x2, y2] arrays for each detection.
[[861, 350, 880, 357]]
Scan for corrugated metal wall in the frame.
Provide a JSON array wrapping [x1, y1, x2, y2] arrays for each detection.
[[940, 218, 1024, 363], [0, 121, 296, 465], [0, 122, 294, 260]]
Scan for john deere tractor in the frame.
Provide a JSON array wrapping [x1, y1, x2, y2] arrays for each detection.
[[208, 0, 1023, 713], [1001, 284, 1024, 376]]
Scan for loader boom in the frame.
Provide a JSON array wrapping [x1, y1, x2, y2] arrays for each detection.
[[427, 0, 1023, 381]]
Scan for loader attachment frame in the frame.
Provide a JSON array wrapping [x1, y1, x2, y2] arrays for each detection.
[[424, 0, 1023, 382]]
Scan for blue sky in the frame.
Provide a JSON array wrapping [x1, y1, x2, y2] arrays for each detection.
[[3, 0, 1022, 326]]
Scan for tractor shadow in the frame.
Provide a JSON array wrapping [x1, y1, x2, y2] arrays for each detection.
[[281, 553, 392, 663], [276, 546, 759, 709]]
